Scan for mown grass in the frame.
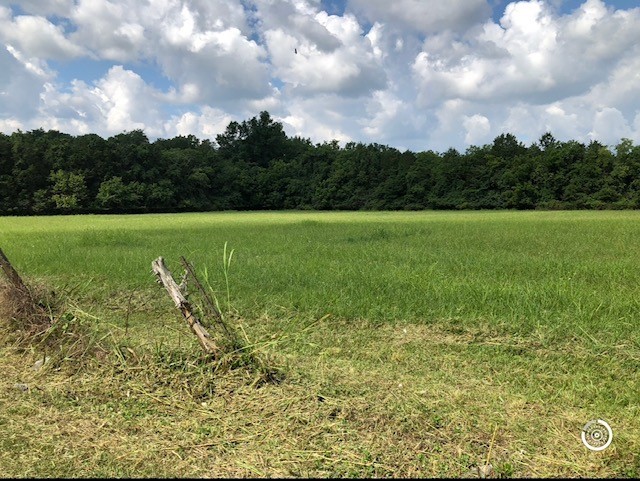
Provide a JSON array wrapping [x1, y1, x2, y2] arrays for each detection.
[[0, 210, 639, 477]]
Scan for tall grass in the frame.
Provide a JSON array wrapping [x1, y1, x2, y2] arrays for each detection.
[[2, 211, 638, 339]]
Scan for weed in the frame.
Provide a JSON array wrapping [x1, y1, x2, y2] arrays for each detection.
[[179, 248, 285, 383], [222, 241, 234, 314]]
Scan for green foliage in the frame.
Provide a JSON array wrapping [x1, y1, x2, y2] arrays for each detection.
[[1, 116, 640, 214], [95, 177, 145, 211], [50, 170, 88, 211]]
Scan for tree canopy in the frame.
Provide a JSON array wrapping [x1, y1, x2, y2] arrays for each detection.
[[1, 111, 639, 215]]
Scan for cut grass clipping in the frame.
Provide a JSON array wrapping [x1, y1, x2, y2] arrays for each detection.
[[0, 247, 52, 339], [1, 242, 282, 379]]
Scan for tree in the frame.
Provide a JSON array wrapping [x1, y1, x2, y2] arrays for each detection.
[[107, 130, 151, 183], [1, 115, 640, 214], [0, 133, 15, 214], [216, 111, 289, 168], [50, 170, 88, 211], [564, 140, 608, 208], [492, 133, 527, 160], [609, 138, 640, 207], [96, 177, 145, 211]]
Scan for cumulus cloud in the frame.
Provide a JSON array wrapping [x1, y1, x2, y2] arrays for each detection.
[[257, 0, 387, 97], [0, 45, 48, 121], [412, 0, 640, 107], [0, 0, 639, 150], [157, 24, 270, 104], [66, 0, 270, 103], [408, 0, 640, 147], [347, 0, 491, 34], [0, 13, 84, 60], [33, 66, 166, 137], [169, 106, 234, 139], [0, 0, 74, 17], [69, 0, 144, 62], [501, 102, 584, 144], [463, 114, 491, 145], [588, 107, 633, 144], [278, 94, 356, 144]]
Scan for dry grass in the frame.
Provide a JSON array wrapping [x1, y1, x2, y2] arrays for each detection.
[[0, 279, 112, 376], [0, 281, 51, 340], [2, 303, 637, 478]]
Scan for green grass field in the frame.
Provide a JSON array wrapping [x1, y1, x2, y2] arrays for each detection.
[[1, 211, 639, 477]]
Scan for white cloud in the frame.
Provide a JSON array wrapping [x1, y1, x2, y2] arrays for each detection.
[[502, 102, 583, 144], [65, 0, 269, 103], [347, 0, 491, 34], [258, 1, 387, 97], [0, 13, 84, 60], [463, 114, 491, 145], [70, 0, 143, 62], [265, 26, 385, 96], [0, 0, 74, 17], [405, 0, 640, 149], [0, 117, 23, 134], [363, 90, 404, 138], [0, 44, 48, 119], [34, 66, 166, 137], [158, 25, 270, 103], [413, 0, 640, 106], [5, 45, 51, 78], [278, 95, 355, 144], [96, 66, 163, 133], [588, 107, 633, 144], [169, 106, 234, 139], [0, 0, 639, 152]]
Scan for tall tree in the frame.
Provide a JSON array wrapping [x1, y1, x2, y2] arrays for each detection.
[[216, 111, 289, 168]]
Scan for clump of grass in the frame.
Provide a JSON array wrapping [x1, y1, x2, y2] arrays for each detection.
[[181, 245, 285, 385], [0, 278, 109, 373], [0, 280, 52, 340]]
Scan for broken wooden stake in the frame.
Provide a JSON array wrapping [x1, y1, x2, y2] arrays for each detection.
[[151, 256, 221, 356], [0, 248, 31, 297], [0, 247, 37, 312], [0, 247, 52, 333]]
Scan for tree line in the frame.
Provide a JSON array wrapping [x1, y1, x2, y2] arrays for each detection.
[[1, 111, 639, 215]]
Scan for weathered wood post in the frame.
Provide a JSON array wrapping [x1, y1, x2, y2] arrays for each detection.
[[151, 256, 221, 356], [0, 247, 51, 332], [0, 248, 31, 297]]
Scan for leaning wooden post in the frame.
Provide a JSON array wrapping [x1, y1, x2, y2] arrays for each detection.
[[0, 247, 35, 311], [0, 248, 31, 295], [152, 257, 221, 356]]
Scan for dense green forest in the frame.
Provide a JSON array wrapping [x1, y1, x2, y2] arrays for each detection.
[[1, 111, 639, 214]]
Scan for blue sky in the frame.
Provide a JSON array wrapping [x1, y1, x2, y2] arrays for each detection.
[[1, 0, 640, 152]]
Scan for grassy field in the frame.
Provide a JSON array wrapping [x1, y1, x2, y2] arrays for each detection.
[[0, 210, 639, 477]]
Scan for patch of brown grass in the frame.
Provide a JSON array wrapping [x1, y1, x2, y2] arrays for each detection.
[[0, 281, 52, 340], [0, 280, 112, 374]]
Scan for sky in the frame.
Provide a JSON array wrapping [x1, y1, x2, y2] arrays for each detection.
[[0, 0, 639, 153]]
